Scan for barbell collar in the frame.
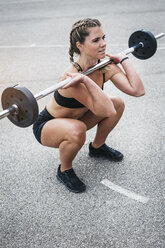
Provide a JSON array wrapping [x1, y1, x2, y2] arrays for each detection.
[[123, 43, 143, 56], [0, 104, 18, 119]]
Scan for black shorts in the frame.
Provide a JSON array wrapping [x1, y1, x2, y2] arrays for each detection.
[[33, 107, 55, 144]]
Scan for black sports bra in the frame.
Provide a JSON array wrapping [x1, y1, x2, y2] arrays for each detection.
[[54, 62, 105, 109]]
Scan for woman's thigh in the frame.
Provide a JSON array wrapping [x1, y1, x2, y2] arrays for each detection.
[[41, 118, 86, 148]]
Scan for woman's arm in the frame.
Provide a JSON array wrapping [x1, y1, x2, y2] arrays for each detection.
[[62, 72, 117, 117], [106, 53, 145, 97]]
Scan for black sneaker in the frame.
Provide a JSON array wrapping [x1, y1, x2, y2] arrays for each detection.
[[56, 165, 86, 193], [89, 142, 123, 161]]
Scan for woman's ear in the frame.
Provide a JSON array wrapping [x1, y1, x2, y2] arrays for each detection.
[[76, 41, 83, 52]]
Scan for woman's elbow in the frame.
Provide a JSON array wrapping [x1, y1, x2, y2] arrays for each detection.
[[131, 84, 145, 97], [103, 108, 117, 118], [134, 88, 145, 97], [107, 109, 117, 117]]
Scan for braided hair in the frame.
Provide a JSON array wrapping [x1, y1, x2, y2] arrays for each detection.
[[69, 18, 101, 62]]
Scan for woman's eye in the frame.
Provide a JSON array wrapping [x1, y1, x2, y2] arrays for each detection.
[[93, 35, 105, 43], [93, 39, 99, 42]]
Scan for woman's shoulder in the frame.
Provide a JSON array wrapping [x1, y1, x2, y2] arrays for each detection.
[[60, 64, 78, 81], [66, 63, 79, 73]]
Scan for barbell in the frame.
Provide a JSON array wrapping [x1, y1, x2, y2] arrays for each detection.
[[0, 30, 164, 128]]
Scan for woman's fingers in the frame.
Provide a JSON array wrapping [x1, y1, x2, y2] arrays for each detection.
[[106, 52, 127, 64], [65, 72, 74, 77], [106, 53, 118, 64], [62, 73, 84, 89], [65, 72, 81, 78]]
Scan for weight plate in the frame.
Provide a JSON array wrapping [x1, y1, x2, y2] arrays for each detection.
[[128, 30, 157, 60], [1, 86, 38, 127]]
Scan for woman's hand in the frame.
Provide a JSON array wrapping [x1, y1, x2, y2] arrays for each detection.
[[106, 52, 127, 64], [62, 72, 86, 89]]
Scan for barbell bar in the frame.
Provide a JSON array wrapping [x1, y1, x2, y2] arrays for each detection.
[[0, 30, 164, 128]]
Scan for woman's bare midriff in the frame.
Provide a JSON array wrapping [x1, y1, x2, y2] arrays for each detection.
[[46, 97, 89, 119]]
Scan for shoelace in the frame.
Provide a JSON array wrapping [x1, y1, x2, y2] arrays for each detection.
[[65, 169, 79, 183], [103, 144, 117, 153]]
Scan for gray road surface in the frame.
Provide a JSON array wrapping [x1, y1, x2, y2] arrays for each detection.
[[0, 0, 165, 247]]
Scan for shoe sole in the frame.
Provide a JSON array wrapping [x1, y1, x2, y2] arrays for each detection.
[[56, 175, 86, 193], [89, 152, 123, 162]]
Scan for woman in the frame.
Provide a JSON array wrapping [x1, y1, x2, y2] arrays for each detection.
[[33, 18, 145, 193]]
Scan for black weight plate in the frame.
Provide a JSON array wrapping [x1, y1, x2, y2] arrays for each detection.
[[1, 86, 38, 127], [128, 30, 157, 60]]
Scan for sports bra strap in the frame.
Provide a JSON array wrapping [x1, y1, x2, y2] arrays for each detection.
[[72, 62, 83, 72], [72, 61, 106, 87], [103, 72, 105, 83]]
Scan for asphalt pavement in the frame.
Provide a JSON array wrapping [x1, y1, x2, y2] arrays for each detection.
[[0, 0, 165, 247]]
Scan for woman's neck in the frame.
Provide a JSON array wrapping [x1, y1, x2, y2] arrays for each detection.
[[77, 56, 98, 72]]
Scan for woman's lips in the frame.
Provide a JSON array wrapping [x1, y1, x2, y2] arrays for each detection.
[[99, 50, 106, 53]]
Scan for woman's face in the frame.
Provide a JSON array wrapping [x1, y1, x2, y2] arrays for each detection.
[[78, 26, 106, 59]]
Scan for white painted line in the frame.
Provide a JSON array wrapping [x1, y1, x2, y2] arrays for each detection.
[[0, 0, 46, 5], [0, 44, 120, 49], [0, 44, 69, 49], [158, 47, 165, 50], [101, 179, 149, 204]]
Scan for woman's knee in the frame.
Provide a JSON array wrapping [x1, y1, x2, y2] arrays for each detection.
[[119, 97, 125, 112], [113, 96, 125, 112], [70, 121, 87, 146]]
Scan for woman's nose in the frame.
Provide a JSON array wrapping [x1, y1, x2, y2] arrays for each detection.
[[100, 39, 106, 47]]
